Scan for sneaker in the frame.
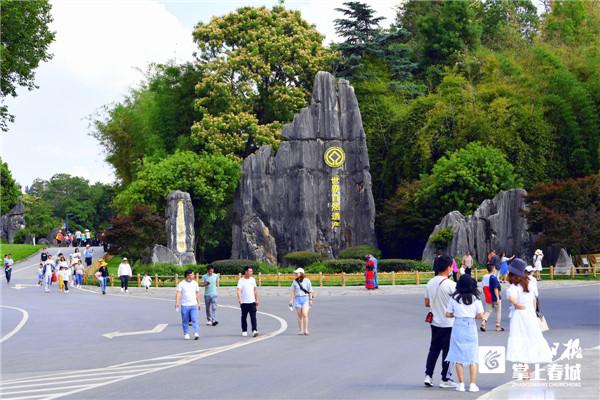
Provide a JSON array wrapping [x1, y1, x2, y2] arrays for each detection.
[[102, 291, 106, 295], [469, 383, 479, 392], [456, 383, 465, 392], [120, 288, 124, 292], [424, 375, 433, 387], [212, 321, 218, 326], [194, 333, 199, 340], [252, 330, 259, 337], [206, 321, 213, 326], [242, 332, 248, 337], [184, 334, 190, 340], [125, 289, 128, 293], [440, 379, 458, 388]]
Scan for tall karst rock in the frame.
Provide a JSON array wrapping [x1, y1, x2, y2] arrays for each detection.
[[232, 71, 377, 264]]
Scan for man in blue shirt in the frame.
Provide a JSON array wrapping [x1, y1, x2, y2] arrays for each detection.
[[201, 265, 220, 326]]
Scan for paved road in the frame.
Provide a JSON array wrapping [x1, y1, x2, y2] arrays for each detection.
[[1, 248, 599, 400]]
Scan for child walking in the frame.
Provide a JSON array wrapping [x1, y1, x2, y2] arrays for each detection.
[[37, 264, 44, 286], [445, 275, 485, 392], [141, 272, 152, 294]]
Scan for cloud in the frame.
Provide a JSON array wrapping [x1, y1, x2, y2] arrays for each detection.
[[1, 0, 196, 187]]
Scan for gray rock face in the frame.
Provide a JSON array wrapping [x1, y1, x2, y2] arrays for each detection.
[[152, 190, 196, 265], [422, 189, 533, 264], [1, 203, 25, 244], [232, 71, 377, 264], [554, 248, 574, 275]]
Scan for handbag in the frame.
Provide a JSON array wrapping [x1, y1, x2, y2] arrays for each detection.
[[426, 278, 447, 323], [51, 272, 57, 282]]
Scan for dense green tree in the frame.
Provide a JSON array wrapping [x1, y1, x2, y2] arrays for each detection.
[[92, 63, 203, 183], [27, 174, 115, 234], [476, 0, 539, 48], [0, 0, 55, 131], [104, 205, 165, 264], [415, 142, 521, 217], [191, 5, 334, 157], [15, 194, 59, 241], [543, 0, 600, 45], [0, 158, 21, 214], [113, 151, 241, 261], [527, 175, 600, 253]]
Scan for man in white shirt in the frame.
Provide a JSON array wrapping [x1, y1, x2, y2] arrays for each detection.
[[424, 255, 458, 388], [175, 269, 201, 340], [237, 266, 259, 337], [117, 257, 133, 293]]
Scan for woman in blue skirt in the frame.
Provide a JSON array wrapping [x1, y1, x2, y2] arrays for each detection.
[[445, 275, 485, 392]]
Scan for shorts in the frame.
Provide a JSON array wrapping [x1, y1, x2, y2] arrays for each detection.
[[293, 296, 309, 309]]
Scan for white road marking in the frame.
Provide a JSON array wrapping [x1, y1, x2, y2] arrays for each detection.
[[11, 284, 36, 290], [102, 323, 168, 339], [0, 305, 29, 344], [1, 287, 288, 400]]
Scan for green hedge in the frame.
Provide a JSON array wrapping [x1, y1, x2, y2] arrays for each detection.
[[377, 259, 432, 272], [283, 251, 323, 267], [322, 259, 364, 273], [338, 244, 381, 259]]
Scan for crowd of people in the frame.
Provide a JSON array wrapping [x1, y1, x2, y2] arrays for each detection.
[[423, 253, 552, 393], [173, 265, 314, 340], [38, 247, 94, 293], [55, 228, 102, 247]]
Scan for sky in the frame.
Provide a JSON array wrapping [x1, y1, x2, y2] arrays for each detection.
[[0, 0, 397, 189]]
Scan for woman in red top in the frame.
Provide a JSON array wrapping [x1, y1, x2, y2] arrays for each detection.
[[365, 259, 375, 290]]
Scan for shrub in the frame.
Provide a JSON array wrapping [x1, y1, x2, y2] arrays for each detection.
[[211, 259, 259, 274], [283, 251, 323, 267], [322, 259, 364, 273], [429, 227, 454, 251], [133, 263, 207, 276], [377, 259, 432, 272], [338, 244, 382, 259]]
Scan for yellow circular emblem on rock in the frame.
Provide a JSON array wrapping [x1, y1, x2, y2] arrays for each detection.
[[324, 146, 345, 168]]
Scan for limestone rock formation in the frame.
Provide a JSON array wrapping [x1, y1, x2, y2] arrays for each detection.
[[151, 190, 196, 265], [0, 202, 25, 244], [553, 248, 574, 275], [422, 189, 533, 264], [232, 71, 377, 264]]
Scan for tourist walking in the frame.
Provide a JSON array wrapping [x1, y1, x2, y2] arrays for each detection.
[[98, 260, 109, 295], [525, 265, 539, 310], [451, 258, 459, 282], [506, 258, 553, 372], [489, 251, 501, 278], [59, 265, 71, 293], [84, 245, 93, 267], [424, 255, 458, 388], [445, 275, 484, 392], [462, 251, 473, 275], [117, 257, 132, 293], [533, 249, 543, 280], [56, 230, 63, 246], [201, 265, 219, 326], [365, 258, 375, 290], [75, 230, 82, 247], [141, 272, 152, 293], [74, 261, 84, 288], [237, 266, 259, 337], [57, 256, 69, 292], [289, 268, 314, 335], [42, 256, 56, 293], [4, 254, 14, 284], [175, 269, 200, 340], [480, 264, 503, 332]]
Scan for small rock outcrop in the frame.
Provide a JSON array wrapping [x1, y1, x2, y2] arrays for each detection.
[[232, 71, 377, 264], [422, 189, 533, 264], [151, 190, 196, 265], [553, 248, 574, 275], [0, 202, 25, 244]]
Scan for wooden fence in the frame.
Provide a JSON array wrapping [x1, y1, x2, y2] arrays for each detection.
[[82, 264, 597, 288]]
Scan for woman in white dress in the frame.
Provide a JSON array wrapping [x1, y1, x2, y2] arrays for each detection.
[[506, 258, 552, 376], [533, 249, 543, 280]]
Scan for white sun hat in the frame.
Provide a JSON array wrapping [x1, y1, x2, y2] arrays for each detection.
[[294, 268, 305, 274]]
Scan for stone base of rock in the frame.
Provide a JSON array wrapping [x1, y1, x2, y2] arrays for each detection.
[[151, 244, 196, 266], [553, 248, 574, 275], [422, 189, 533, 264], [0, 203, 26, 244]]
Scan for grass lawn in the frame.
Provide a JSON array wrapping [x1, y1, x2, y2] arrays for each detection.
[[0, 244, 43, 262]]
